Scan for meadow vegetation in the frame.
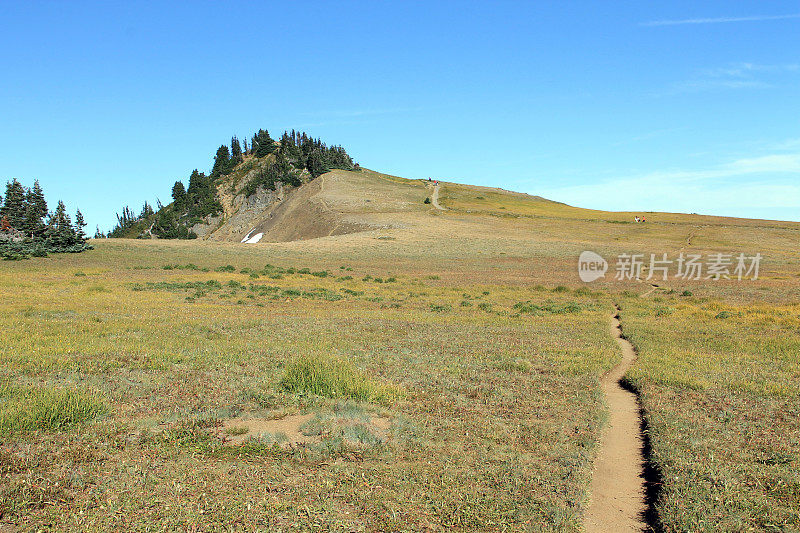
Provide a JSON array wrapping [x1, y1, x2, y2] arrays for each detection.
[[1, 174, 799, 530]]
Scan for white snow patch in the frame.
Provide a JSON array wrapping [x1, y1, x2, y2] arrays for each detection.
[[244, 232, 263, 244], [240, 228, 256, 243]]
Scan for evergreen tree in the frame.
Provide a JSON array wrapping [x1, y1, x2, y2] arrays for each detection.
[[22, 200, 43, 236], [140, 201, 154, 219], [46, 200, 76, 247], [187, 169, 205, 196], [28, 181, 48, 222], [231, 136, 242, 162], [94, 225, 105, 239], [210, 145, 231, 178], [242, 138, 249, 154], [1, 179, 27, 229], [306, 149, 329, 178], [75, 210, 87, 241], [172, 181, 187, 209], [185, 169, 222, 218], [253, 129, 275, 157]]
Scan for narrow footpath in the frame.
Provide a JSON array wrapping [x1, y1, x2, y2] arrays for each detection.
[[585, 305, 647, 532]]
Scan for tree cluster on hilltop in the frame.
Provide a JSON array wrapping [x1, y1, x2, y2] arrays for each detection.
[[108, 128, 357, 239], [0, 179, 90, 260]]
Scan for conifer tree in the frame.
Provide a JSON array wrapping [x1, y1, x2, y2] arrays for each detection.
[[75, 210, 87, 241], [306, 149, 329, 178], [172, 181, 186, 209], [46, 200, 76, 246], [29, 181, 48, 221], [211, 145, 231, 178], [1, 179, 27, 229], [231, 136, 242, 162], [253, 129, 275, 157]]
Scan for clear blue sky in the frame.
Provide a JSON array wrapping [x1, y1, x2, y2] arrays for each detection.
[[2, 1, 799, 230]]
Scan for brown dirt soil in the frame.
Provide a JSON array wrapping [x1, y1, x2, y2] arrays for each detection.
[[585, 307, 647, 532], [220, 413, 392, 447], [221, 413, 317, 445], [430, 183, 446, 211]]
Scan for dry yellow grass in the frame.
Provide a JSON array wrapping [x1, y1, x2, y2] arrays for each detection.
[[1, 170, 798, 530]]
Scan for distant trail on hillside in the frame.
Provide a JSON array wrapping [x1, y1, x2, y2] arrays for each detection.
[[585, 306, 647, 532], [431, 184, 446, 211]]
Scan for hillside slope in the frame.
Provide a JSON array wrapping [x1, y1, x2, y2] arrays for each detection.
[[198, 161, 800, 246]]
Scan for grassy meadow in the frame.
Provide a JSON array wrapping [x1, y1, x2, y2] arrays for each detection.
[[1, 178, 799, 531], [1, 239, 621, 530]]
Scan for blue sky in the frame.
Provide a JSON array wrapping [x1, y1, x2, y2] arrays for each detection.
[[1, 1, 798, 230]]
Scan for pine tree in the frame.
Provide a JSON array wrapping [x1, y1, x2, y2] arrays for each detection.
[[94, 225, 104, 239], [172, 181, 187, 209], [1, 179, 27, 229], [210, 145, 231, 178], [22, 200, 42, 236], [140, 202, 154, 219], [253, 129, 275, 157], [29, 181, 48, 221], [46, 200, 76, 247], [75, 210, 87, 241], [306, 149, 329, 178], [231, 136, 242, 162]]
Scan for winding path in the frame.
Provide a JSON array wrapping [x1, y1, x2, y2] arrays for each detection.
[[430, 183, 446, 211], [585, 306, 647, 532]]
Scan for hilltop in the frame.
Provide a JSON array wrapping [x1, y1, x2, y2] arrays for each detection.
[[105, 128, 800, 249]]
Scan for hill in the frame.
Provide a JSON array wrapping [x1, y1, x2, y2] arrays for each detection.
[[108, 129, 800, 247], [9, 132, 800, 531]]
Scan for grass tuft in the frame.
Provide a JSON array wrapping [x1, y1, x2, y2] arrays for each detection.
[[280, 355, 403, 405], [0, 385, 106, 433]]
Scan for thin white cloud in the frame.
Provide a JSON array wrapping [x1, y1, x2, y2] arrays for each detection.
[[664, 79, 772, 94], [659, 62, 798, 95], [643, 13, 800, 26], [534, 149, 800, 220], [704, 63, 799, 78], [772, 138, 800, 151]]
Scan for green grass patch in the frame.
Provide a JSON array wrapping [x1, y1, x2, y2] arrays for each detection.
[[280, 355, 403, 405], [0, 385, 106, 433]]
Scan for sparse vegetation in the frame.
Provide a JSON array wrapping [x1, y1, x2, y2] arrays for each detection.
[[2, 169, 798, 531]]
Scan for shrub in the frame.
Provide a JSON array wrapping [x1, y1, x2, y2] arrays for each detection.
[[424, 197, 431, 204]]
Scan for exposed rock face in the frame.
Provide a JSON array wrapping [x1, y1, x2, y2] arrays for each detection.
[[190, 215, 222, 238], [202, 168, 407, 243], [208, 183, 286, 242]]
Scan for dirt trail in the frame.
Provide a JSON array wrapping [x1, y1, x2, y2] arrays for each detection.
[[585, 306, 647, 532], [430, 184, 446, 210]]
